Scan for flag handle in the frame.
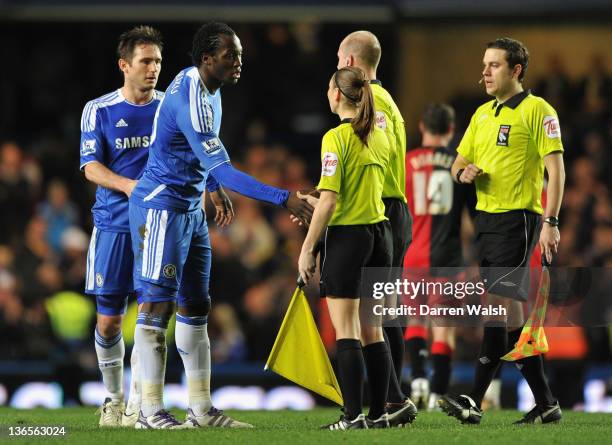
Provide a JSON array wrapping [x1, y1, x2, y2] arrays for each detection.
[[297, 274, 305, 288]]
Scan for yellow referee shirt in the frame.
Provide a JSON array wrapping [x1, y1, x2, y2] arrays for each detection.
[[317, 120, 390, 226], [457, 91, 563, 214], [371, 81, 407, 202]]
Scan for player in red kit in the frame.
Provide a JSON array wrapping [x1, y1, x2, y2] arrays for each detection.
[[403, 103, 476, 409]]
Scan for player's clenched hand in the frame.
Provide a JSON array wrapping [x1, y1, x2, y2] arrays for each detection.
[[298, 250, 316, 284], [210, 187, 235, 228], [539, 224, 560, 264], [460, 164, 483, 184], [286, 191, 314, 226]]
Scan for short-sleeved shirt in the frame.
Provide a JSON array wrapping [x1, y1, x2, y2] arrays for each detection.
[[371, 81, 407, 202], [130, 67, 230, 212], [405, 146, 474, 268], [80, 89, 164, 232], [317, 120, 390, 226], [457, 91, 563, 214]]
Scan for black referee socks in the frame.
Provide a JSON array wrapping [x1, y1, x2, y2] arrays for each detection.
[[470, 323, 507, 407], [336, 339, 365, 419], [363, 341, 392, 420], [384, 323, 407, 403], [508, 328, 556, 406]]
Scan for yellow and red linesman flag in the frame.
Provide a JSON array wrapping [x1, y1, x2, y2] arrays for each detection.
[[502, 259, 551, 361], [265, 279, 343, 406]]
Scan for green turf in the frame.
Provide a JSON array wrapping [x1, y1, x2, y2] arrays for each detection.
[[0, 407, 610, 444]]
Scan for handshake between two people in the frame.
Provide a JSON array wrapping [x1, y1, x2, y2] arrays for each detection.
[[207, 187, 317, 229], [288, 189, 320, 227]]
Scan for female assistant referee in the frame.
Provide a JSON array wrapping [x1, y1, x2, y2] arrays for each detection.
[[298, 66, 393, 430]]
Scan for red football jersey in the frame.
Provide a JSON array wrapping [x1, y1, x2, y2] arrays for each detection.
[[404, 146, 475, 268]]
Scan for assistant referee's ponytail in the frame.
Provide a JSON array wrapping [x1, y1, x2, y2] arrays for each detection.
[[333, 67, 375, 146]]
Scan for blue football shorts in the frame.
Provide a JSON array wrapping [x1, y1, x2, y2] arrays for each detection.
[[85, 227, 140, 316], [129, 202, 211, 307]]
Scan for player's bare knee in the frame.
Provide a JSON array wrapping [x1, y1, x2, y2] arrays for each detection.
[[140, 301, 175, 319], [96, 315, 122, 338]]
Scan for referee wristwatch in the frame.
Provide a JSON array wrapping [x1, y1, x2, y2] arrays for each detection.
[[455, 168, 465, 184], [543, 216, 559, 227]]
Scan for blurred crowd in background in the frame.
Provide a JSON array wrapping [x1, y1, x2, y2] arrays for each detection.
[[0, 22, 610, 409]]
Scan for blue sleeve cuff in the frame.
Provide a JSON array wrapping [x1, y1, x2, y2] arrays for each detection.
[[205, 174, 221, 193]]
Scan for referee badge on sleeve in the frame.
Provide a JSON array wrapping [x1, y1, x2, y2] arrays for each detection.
[[496, 125, 511, 146], [375, 111, 387, 130], [543, 116, 561, 138], [321, 152, 338, 176]]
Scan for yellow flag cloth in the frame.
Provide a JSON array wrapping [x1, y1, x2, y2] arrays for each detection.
[[501, 265, 550, 361], [265, 286, 343, 405]]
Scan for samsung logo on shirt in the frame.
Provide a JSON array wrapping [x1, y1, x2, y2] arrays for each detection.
[[115, 136, 151, 149]]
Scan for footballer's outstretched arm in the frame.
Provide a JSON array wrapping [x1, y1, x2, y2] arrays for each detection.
[[209, 162, 313, 224], [83, 161, 137, 197], [176, 94, 313, 224]]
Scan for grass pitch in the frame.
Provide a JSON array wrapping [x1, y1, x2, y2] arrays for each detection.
[[0, 407, 610, 444]]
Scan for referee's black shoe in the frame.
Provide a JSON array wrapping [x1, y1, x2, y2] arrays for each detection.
[[514, 402, 562, 425], [365, 413, 390, 429], [385, 398, 418, 427], [438, 395, 483, 424], [320, 413, 367, 430]]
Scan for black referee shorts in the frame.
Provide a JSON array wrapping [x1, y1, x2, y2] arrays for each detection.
[[475, 210, 541, 301], [383, 198, 412, 267], [320, 220, 392, 299]]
